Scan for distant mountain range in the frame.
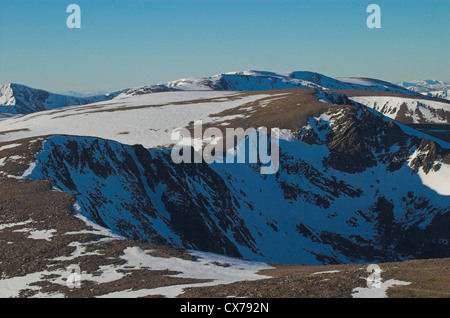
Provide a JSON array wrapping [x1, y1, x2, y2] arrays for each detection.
[[397, 80, 450, 101], [0, 71, 417, 115], [59, 90, 121, 98], [397, 80, 450, 93], [2, 71, 449, 125]]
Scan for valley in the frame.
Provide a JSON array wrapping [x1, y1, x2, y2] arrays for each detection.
[[0, 70, 449, 298]]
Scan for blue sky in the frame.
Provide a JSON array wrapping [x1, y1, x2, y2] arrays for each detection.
[[0, 0, 449, 93]]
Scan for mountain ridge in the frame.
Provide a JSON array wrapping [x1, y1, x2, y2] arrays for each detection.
[[397, 80, 450, 101], [19, 106, 449, 264], [0, 83, 124, 114], [397, 80, 450, 93], [3, 71, 445, 117], [120, 70, 417, 97], [1, 86, 448, 265]]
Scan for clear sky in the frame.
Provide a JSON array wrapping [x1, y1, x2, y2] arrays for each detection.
[[0, 0, 449, 93]]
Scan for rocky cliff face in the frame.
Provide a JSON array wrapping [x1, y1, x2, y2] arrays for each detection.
[[25, 105, 450, 265], [348, 95, 450, 124]]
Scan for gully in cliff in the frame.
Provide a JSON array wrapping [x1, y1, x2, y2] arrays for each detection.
[[171, 120, 281, 174]]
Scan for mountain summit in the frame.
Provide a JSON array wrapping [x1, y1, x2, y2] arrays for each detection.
[[121, 70, 415, 96]]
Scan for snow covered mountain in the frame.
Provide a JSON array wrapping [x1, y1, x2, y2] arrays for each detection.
[[0, 83, 122, 114], [349, 95, 450, 124], [121, 70, 415, 96], [2, 71, 440, 122], [1, 88, 448, 265], [397, 80, 450, 101], [397, 80, 450, 93]]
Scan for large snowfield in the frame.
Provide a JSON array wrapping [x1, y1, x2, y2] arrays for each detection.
[[0, 91, 283, 148]]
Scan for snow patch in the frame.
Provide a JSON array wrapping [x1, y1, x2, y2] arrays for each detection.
[[352, 279, 411, 298], [311, 270, 340, 275], [13, 228, 57, 241], [0, 220, 33, 231], [0, 91, 278, 149], [98, 247, 272, 298], [0, 143, 21, 152]]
